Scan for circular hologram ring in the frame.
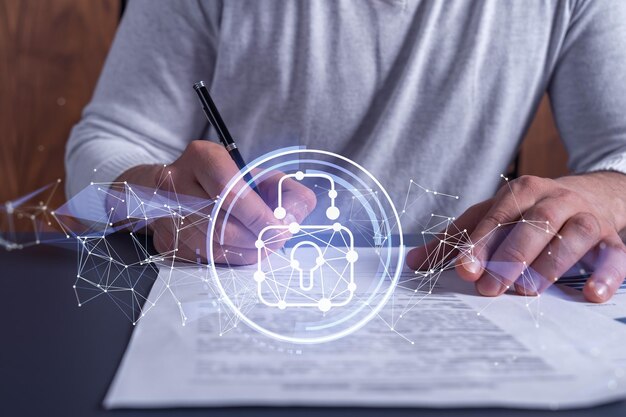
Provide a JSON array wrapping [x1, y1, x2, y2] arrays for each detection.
[[208, 148, 404, 344]]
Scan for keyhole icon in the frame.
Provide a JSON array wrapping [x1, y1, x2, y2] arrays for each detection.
[[290, 241, 325, 291]]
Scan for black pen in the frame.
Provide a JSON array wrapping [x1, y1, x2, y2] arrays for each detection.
[[193, 81, 261, 196]]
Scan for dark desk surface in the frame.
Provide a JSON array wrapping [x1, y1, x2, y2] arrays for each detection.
[[2, 235, 626, 417]]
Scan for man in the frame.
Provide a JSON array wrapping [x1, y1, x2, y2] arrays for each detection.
[[66, 0, 626, 303]]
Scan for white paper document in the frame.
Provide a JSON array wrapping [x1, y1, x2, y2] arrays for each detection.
[[104, 248, 626, 409]]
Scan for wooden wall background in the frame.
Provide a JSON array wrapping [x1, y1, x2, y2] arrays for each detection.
[[519, 96, 569, 179], [0, 0, 119, 210], [0, 0, 568, 212]]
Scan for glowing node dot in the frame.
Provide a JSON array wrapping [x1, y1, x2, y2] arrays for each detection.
[[318, 298, 331, 312], [255, 240, 265, 249], [290, 259, 300, 269], [346, 250, 358, 263], [316, 256, 325, 267], [332, 222, 342, 232], [328, 189, 337, 199], [277, 300, 287, 310], [347, 282, 357, 292], [326, 206, 340, 220], [253, 271, 265, 282], [288, 222, 300, 234], [273, 207, 286, 219]]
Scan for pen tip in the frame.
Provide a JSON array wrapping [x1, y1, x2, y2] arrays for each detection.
[[193, 81, 206, 90]]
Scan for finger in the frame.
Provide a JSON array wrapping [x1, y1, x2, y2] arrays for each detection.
[[212, 244, 260, 266], [576, 248, 600, 272], [474, 198, 573, 296], [153, 217, 207, 263], [177, 210, 288, 263], [210, 210, 263, 249], [191, 143, 280, 236], [406, 200, 492, 271], [171, 224, 262, 265], [277, 178, 317, 224], [583, 239, 626, 303], [152, 218, 177, 256], [406, 230, 457, 272], [259, 170, 317, 224], [451, 199, 496, 278], [213, 232, 292, 265], [158, 166, 209, 198], [155, 221, 258, 265], [164, 176, 286, 252], [211, 209, 293, 255], [150, 211, 266, 265], [143, 169, 214, 225], [518, 212, 601, 296], [459, 176, 548, 282]]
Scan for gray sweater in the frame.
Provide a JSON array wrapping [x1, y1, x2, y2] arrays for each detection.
[[66, 0, 626, 231]]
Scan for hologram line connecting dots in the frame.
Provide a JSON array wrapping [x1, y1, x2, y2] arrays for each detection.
[[1, 161, 574, 345]]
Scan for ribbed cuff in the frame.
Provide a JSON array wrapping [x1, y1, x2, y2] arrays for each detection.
[[577, 153, 626, 176]]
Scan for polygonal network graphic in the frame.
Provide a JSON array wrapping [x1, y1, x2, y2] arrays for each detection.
[[0, 149, 587, 345]]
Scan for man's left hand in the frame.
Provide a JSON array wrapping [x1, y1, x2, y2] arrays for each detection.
[[406, 172, 626, 302]]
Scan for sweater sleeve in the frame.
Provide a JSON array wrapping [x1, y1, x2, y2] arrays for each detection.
[[64, 0, 221, 200], [548, 0, 626, 176]]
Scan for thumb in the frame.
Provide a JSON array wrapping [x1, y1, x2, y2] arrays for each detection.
[[406, 199, 493, 271]]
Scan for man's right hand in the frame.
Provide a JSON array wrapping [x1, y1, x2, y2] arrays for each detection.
[[115, 140, 317, 265]]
